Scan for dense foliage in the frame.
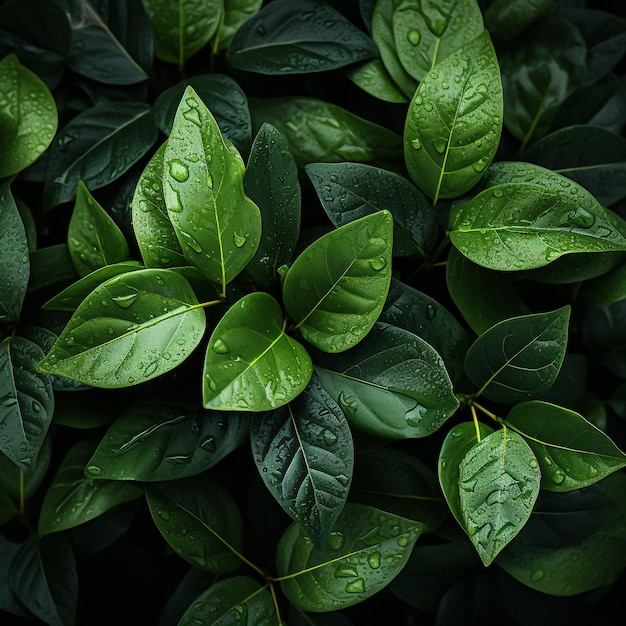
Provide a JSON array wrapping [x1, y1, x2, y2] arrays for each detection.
[[1, 0, 626, 624]]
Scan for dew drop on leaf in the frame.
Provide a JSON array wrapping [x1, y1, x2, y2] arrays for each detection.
[[411, 138, 422, 150], [328, 531, 345, 550], [432, 138, 448, 154], [552, 470, 565, 484], [212, 338, 229, 354], [345, 577, 365, 593], [168, 159, 189, 182], [111, 291, 139, 308], [369, 257, 387, 271], [183, 107, 201, 127], [407, 29, 421, 45], [368, 552, 381, 569], [86, 465, 101, 476], [205, 374, 218, 392], [334, 565, 358, 578], [531, 566, 545, 582], [493, 188, 504, 198], [324, 430, 338, 445], [233, 232, 248, 248]]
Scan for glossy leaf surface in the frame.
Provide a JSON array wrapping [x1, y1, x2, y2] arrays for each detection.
[[282, 211, 393, 353], [37, 269, 206, 388], [203, 292, 312, 411]]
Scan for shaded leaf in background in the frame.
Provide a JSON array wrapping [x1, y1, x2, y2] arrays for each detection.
[[251, 374, 353, 549], [484, 0, 551, 41], [215, 0, 263, 53], [346, 58, 409, 103]]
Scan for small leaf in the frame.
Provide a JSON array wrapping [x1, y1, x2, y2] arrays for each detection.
[[283, 211, 393, 353], [458, 429, 541, 565], [464, 306, 570, 403], [215, 0, 264, 53], [346, 59, 409, 103], [145, 473, 243, 573], [164, 86, 261, 290], [277, 503, 423, 612], [504, 401, 626, 491], [203, 292, 312, 412], [404, 30, 503, 203], [228, 0, 378, 74], [250, 374, 354, 549], [37, 269, 206, 388], [0, 53, 57, 177]]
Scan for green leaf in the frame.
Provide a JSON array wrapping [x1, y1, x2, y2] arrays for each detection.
[[216, 0, 264, 53], [68, 181, 131, 277], [449, 164, 626, 271], [0, 181, 29, 322], [485, 0, 551, 41], [164, 86, 261, 290], [314, 323, 459, 439], [43, 102, 159, 209], [305, 162, 436, 258], [244, 123, 301, 291], [503, 401, 626, 492], [38, 438, 142, 537], [500, 17, 587, 148], [228, 0, 378, 74], [85, 395, 249, 481], [404, 30, 503, 203], [249, 96, 403, 168], [579, 256, 626, 307], [282, 211, 393, 353], [392, 0, 484, 82], [277, 503, 423, 612], [464, 306, 570, 403], [345, 59, 409, 104], [141, 0, 222, 64], [203, 292, 312, 411], [250, 374, 353, 549], [178, 576, 277, 625], [36, 268, 206, 388], [26, 244, 77, 299], [0, 435, 51, 503], [0, 336, 54, 472], [145, 473, 243, 572], [0, 53, 57, 177], [458, 429, 541, 565]]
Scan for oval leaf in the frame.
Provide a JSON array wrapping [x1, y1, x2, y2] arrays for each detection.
[[203, 292, 313, 412], [282, 211, 393, 353], [36, 269, 206, 388]]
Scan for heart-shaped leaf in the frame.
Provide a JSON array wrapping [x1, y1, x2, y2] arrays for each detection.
[[203, 292, 312, 412]]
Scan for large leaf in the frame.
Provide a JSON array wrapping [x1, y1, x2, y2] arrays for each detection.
[[163, 86, 261, 290], [0, 335, 54, 472], [276, 503, 423, 612], [85, 396, 249, 481], [36, 268, 206, 388], [484, 0, 551, 41], [145, 473, 243, 572], [141, 0, 222, 64], [457, 429, 541, 565], [0, 53, 57, 177], [404, 30, 503, 203], [43, 102, 158, 209], [0, 182, 29, 322], [228, 0, 378, 74], [464, 306, 570, 403], [282, 211, 393, 353], [203, 292, 312, 412], [503, 401, 626, 492], [250, 375, 354, 549], [314, 323, 459, 439]]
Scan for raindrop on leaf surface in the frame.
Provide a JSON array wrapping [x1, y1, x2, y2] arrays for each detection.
[[168, 159, 189, 182]]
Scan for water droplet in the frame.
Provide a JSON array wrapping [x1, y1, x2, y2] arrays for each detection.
[[206, 374, 218, 392], [233, 232, 248, 248], [411, 138, 422, 150], [206, 174, 213, 189], [407, 29, 421, 45], [169, 159, 189, 182], [167, 185, 183, 212], [181, 231, 202, 253], [529, 458, 538, 469], [486, 489, 509, 505], [432, 138, 448, 154], [345, 578, 365, 593], [143, 361, 159, 377], [86, 465, 101, 476], [543, 456, 553, 466], [531, 566, 545, 582], [426, 304, 436, 320], [324, 430, 338, 445], [334, 565, 358, 578], [369, 257, 387, 271], [328, 531, 344, 550], [423, 102, 433, 112], [566, 208, 595, 229], [368, 552, 381, 569], [472, 156, 489, 172], [183, 106, 201, 127], [112, 290, 139, 308], [493, 188, 504, 198], [212, 338, 229, 354], [414, 95, 423, 105], [406, 404, 427, 427], [200, 436, 216, 452], [552, 470, 565, 484], [397, 535, 409, 547]]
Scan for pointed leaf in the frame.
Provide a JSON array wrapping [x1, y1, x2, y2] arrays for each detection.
[[250, 374, 354, 549], [37, 269, 206, 388], [283, 211, 393, 353], [464, 306, 570, 403], [164, 86, 261, 289], [404, 30, 503, 202], [145, 473, 243, 573], [277, 503, 423, 612], [203, 292, 312, 411], [346, 59, 409, 103], [484, 0, 550, 41], [504, 401, 626, 491], [314, 323, 459, 439], [458, 429, 541, 565]]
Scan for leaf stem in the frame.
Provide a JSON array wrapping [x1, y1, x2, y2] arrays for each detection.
[[270, 548, 366, 582], [470, 404, 482, 442], [268, 582, 284, 625]]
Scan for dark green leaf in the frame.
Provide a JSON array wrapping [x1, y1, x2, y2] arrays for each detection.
[[314, 323, 459, 439], [345, 59, 409, 103], [404, 30, 503, 202], [0, 182, 29, 322], [216, 0, 264, 53], [277, 503, 423, 612], [203, 292, 312, 411], [457, 429, 541, 565], [283, 211, 393, 352], [86, 396, 249, 481], [0, 435, 51, 502], [145, 473, 243, 572], [228, 0, 378, 74], [37, 268, 206, 388], [251, 374, 353, 549], [305, 162, 436, 258], [484, 0, 551, 41], [26, 244, 77, 297], [579, 256, 626, 307], [244, 123, 301, 291], [582, 300, 626, 378], [504, 401, 626, 491], [164, 86, 261, 290], [43, 101, 158, 209], [464, 306, 570, 403]]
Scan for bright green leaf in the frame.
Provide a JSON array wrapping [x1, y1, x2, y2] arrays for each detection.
[[346, 59, 409, 103]]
